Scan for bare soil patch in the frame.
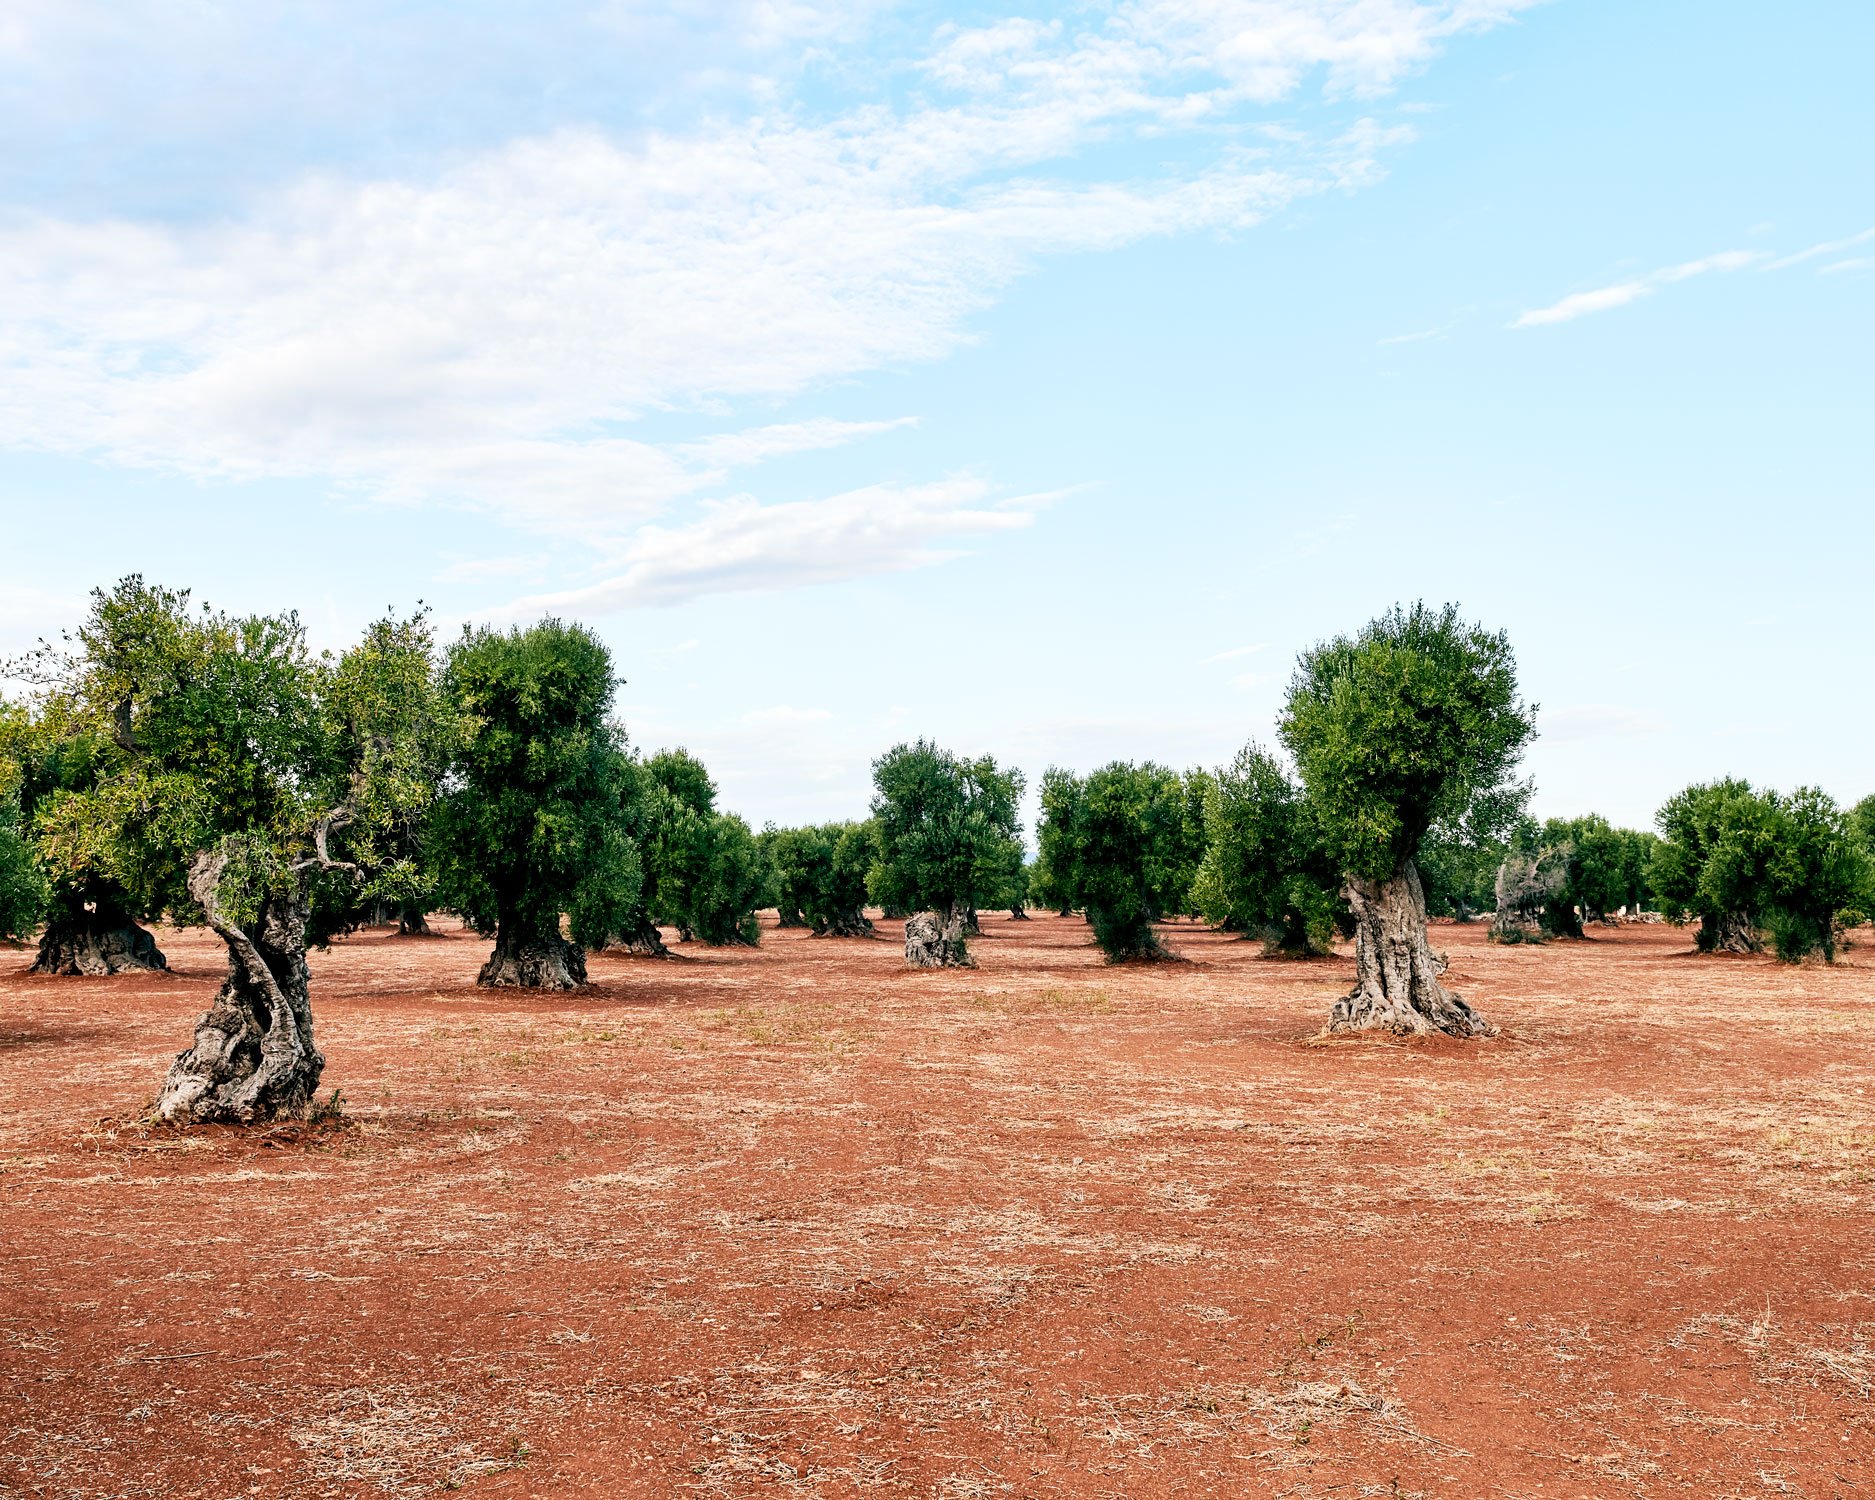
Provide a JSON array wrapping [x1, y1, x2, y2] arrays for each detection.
[[3, 915, 1872, 1497]]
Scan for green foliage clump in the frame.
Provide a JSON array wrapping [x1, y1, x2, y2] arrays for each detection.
[[428, 620, 642, 951], [1649, 778, 1779, 953], [764, 819, 880, 934], [315, 609, 448, 935], [1279, 602, 1535, 886], [1190, 743, 1340, 956], [1030, 767, 1080, 915], [0, 717, 47, 941], [1038, 761, 1190, 961], [637, 748, 772, 945], [1416, 825, 1505, 920], [1761, 787, 1871, 963], [684, 811, 772, 946], [869, 740, 1024, 933]]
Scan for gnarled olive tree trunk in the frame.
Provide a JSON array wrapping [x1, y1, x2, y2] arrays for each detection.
[[32, 898, 166, 975], [610, 910, 671, 958], [1697, 911, 1760, 954], [479, 916, 587, 989], [905, 905, 972, 968], [1330, 862, 1489, 1037], [813, 908, 873, 938], [153, 853, 323, 1124], [396, 902, 431, 937]]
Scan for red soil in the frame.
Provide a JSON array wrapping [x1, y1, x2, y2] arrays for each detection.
[[2, 915, 1872, 1498]]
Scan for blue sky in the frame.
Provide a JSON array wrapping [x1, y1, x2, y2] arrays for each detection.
[[1, 0, 1870, 834]]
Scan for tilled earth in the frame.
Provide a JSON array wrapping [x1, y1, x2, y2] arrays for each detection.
[[2, 914, 1872, 1499]]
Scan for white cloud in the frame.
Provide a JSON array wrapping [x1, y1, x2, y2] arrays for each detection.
[[0, 0, 1537, 602], [675, 417, 918, 470], [487, 478, 1048, 615], [1514, 250, 1761, 328], [1203, 642, 1266, 662], [1539, 704, 1667, 742], [1820, 256, 1873, 275], [1764, 225, 1875, 271]]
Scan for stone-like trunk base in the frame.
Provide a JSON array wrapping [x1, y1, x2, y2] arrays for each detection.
[[32, 918, 167, 976], [905, 909, 972, 968], [1329, 864, 1489, 1037], [479, 928, 588, 989]]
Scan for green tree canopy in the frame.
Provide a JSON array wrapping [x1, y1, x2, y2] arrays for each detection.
[[429, 620, 641, 986], [0, 713, 47, 943], [869, 739, 1024, 923], [1041, 760, 1190, 961], [1649, 778, 1779, 954], [1191, 743, 1340, 956], [1279, 602, 1535, 884], [1762, 787, 1872, 962]]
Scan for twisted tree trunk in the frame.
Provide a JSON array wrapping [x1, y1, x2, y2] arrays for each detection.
[[1330, 862, 1489, 1037], [152, 853, 323, 1124], [1008, 903, 1030, 921], [776, 906, 807, 930], [31, 897, 166, 975], [396, 902, 431, 937], [610, 911, 671, 957], [479, 917, 588, 988], [1697, 911, 1760, 954], [813, 908, 874, 938]]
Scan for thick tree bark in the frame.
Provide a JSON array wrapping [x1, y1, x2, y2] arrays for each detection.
[[396, 902, 431, 937], [963, 905, 981, 937], [1330, 863, 1489, 1037], [31, 908, 167, 975], [905, 906, 973, 968], [1008, 906, 1030, 920], [1263, 909, 1322, 959], [479, 918, 588, 989], [152, 853, 323, 1124], [1697, 911, 1760, 954], [813, 908, 874, 938], [776, 906, 807, 930], [610, 912, 671, 958]]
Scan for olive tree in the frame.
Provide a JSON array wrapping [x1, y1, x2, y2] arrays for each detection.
[[0, 722, 46, 944], [1032, 767, 1081, 915], [1042, 761, 1191, 960], [636, 749, 770, 946], [25, 580, 439, 1121], [1191, 743, 1340, 957], [869, 740, 1023, 967], [429, 621, 642, 989], [0, 672, 168, 974], [1280, 603, 1534, 1036], [1762, 787, 1871, 962], [1648, 778, 1778, 953], [771, 819, 879, 936], [317, 610, 447, 937], [762, 824, 816, 928]]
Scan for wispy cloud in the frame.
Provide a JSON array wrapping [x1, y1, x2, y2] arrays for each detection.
[[0, 0, 1538, 601], [1203, 642, 1266, 663], [1514, 250, 1761, 328], [1540, 704, 1667, 742], [1763, 226, 1875, 271], [1517, 228, 1875, 329], [487, 479, 1053, 615]]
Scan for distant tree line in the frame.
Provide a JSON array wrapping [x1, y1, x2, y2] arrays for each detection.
[[3, 580, 1872, 1126]]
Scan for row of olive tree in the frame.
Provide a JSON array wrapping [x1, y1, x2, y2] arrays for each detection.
[[0, 580, 784, 1121], [1033, 604, 1534, 1035]]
